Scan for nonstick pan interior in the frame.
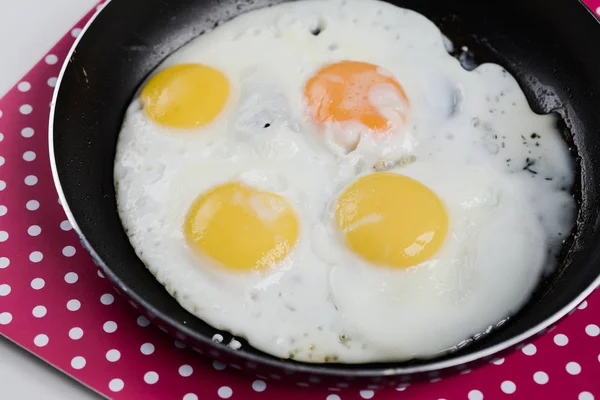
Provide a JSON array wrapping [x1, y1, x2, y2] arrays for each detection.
[[50, 0, 600, 385]]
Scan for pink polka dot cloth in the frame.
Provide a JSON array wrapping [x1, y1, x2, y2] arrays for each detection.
[[1, 2, 600, 399]]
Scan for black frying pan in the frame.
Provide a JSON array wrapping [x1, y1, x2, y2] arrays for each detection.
[[50, 0, 600, 387]]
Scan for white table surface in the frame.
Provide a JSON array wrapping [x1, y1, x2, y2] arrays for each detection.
[[0, 0, 102, 398]]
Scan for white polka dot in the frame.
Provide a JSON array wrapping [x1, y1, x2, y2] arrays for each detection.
[[97, 269, 105, 278], [22, 151, 36, 162], [0, 133, 3, 142], [0, 231, 8, 242], [0, 157, 4, 167], [66, 299, 80, 311], [48, 77, 58, 87], [28, 225, 41, 236], [60, 220, 72, 231], [578, 300, 588, 310], [100, 293, 114, 305], [0, 180, 5, 191], [71, 356, 86, 369], [29, 251, 43, 263], [69, 327, 84, 340], [597, 6, 600, 16], [26, 200, 39, 210], [137, 315, 150, 327], [18, 81, 31, 92], [179, 365, 193, 377], [579, 392, 595, 400], [32, 305, 46, 318], [218, 386, 232, 399], [64, 272, 78, 283], [0, 312, 12, 325], [554, 333, 568, 346], [252, 380, 267, 392], [45, 54, 58, 65], [174, 340, 186, 349], [183, 395, 198, 400], [21, 127, 34, 138], [62, 246, 76, 257], [31, 278, 45, 289], [585, 324, 599, 337], [71, 28, 82, 37], [109, 378, 124, 392], [141, 343, 155, 355], [360, 390, 374, 399], [327, 395, 341, 400], [500, 380, 516, 394], [0, 110, 2, 118], [0, 284, 10, 296], [24, 175, 38, 186], [144, 371, 159, 384], [106, 349, 120, 362], [103, 321, 117, 333], [566, 361, 581, 375], [34, 334, 49, 347], [468, 390, 483, 400], [0, 205, 7, 216], [0, 257, 8, 269], [522, 343, 536, 356], [213, 360, 226, 370], [20, 105, 33, 115], [533, 371, 548, 384]]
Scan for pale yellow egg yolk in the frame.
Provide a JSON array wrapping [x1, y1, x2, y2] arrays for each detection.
[[184, 183, 299, 271], [141, 63, 229, 128], [304, 60, 409, 133], [335, 173, 448, 268]]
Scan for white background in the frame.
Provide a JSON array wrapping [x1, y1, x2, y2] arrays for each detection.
[[0, 0, 101, 398]]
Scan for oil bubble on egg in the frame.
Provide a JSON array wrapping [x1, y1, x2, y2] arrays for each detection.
[[114, 0, 577, 363]]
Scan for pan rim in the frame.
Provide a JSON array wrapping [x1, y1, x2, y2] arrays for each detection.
[[48, 0, 600, 377]]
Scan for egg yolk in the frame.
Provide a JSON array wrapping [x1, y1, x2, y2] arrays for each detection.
[[184, 182, 299, 271], [304, 60, 409, 132], [140, 63, 229, 128], [335, 173, 448, 268]]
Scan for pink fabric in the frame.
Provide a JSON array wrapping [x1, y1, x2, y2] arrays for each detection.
[[1, 3, 599, 399]]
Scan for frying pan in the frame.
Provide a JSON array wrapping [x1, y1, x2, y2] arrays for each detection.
[[50, 0, 600, 387]]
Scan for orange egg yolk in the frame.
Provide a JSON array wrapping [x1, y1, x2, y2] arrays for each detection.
[[141, 63, 229, 128], [335, 172, 448, 268], [304, 60, 409, 133], [184, 183, 299, 271]]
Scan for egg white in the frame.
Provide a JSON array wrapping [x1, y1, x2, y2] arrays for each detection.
[[114, 0, 576, 363]]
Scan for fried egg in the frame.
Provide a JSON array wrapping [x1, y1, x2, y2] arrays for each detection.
[[114, 0, 576, 363], [317, 162, 548, 360]]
